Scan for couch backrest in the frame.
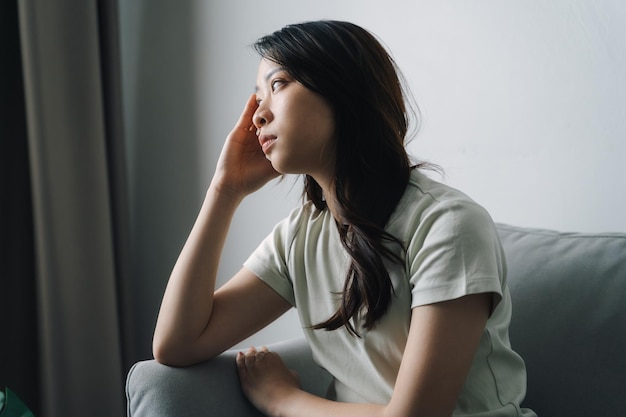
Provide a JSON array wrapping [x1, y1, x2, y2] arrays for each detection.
[[496, 224, 626, 417]]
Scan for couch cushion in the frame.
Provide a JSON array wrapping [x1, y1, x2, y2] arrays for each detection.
[[496, 224, 626, 417], [126, 338, 332, 417]]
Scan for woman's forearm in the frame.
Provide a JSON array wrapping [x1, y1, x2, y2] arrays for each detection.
[[274, 389, 387, 417], [152, 183, 243, 365]]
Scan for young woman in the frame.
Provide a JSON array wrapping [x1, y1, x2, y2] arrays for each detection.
[[152, 20, 536, 417]]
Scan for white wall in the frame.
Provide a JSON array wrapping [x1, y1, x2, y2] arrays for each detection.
[[120, 0, 626, 355]]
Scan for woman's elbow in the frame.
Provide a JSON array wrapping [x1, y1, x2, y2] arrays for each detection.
[[152, 337, 220, 367], [152, 338, 193, 367]]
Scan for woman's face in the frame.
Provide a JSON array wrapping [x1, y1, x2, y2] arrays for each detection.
[[253, 58, 336, 186]]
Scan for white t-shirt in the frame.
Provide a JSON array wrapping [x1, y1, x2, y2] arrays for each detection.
[[244, 170, 536, 416]]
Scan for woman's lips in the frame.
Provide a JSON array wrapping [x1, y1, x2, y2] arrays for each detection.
[[258, 134, 277, 153]]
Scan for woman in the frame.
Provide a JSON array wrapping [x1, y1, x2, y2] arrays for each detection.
[[153, 20, 536, 417]]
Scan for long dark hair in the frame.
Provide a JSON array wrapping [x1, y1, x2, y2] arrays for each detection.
[[254, 20, 416, 335]]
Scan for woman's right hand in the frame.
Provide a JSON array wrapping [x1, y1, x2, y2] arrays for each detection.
[[211, 94, 280, 199]]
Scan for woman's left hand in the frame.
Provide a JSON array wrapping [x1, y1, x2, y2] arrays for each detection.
[[236, 346, 301, 416]]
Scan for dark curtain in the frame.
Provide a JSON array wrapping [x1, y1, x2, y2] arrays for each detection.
[[97, 0, 136, 374], [0, 0, 40, 414], [1, 1, 134, 415]]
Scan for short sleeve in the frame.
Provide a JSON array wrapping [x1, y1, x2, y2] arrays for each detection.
[[243, 207, 304, 306], [406, 199, 505, 310]]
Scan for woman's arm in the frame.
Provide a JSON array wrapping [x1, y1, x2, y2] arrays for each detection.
[[237, 292, 491, 417], [153, 95, 290, 366]]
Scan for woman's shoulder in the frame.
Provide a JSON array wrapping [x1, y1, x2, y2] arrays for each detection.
[[269, 200, 332, 246], [396, 170, 485, 216], [279, 200, 328, 229], [407, 169, 475, 204], [389, 169, 497, 240]]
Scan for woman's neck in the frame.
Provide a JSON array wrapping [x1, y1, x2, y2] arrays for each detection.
[[322, 187, 345, 224]]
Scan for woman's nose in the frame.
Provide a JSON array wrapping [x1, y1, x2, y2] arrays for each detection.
[[253, 105, 272, 128]]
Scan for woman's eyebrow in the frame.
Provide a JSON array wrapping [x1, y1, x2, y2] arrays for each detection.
[[264, 66, 285, 81], [254, 66, 285, 92]]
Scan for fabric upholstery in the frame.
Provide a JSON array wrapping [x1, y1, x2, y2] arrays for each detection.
[[126, 338, 332, 417], [497, 224, 626, 417]]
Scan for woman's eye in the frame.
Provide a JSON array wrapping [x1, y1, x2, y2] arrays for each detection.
[[271, 79, 286, 91]]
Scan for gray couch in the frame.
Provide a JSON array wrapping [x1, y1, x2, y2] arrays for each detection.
[[126, 224, 626, 417]]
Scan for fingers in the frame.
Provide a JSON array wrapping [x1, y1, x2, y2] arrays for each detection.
[[242, 346, 269, 358], [236, 346, 271, 371], [234, 94, 259, 133], [255, 346, 268, 361]]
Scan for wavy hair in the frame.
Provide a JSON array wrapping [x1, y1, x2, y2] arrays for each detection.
[[254, 20, 418, 335]]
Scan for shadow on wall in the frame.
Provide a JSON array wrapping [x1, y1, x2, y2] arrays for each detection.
[[120, 0, 203, 362]]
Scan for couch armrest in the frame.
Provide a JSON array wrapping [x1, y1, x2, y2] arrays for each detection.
[[126, 337, 332, 417]]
